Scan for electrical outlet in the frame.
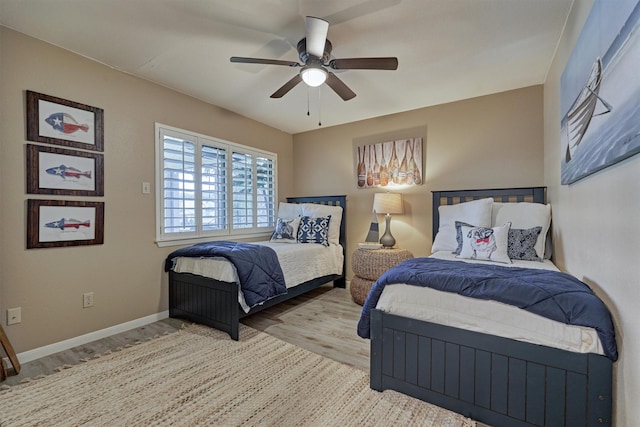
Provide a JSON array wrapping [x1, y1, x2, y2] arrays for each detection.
[[7, 307, 21, 325], [83, 292, 94, 308]]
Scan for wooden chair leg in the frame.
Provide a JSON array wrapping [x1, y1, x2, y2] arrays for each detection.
[[0, 325, 20, 377]]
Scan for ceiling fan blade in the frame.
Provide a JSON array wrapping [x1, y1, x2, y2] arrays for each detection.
[[329, 57, 398, 70], [305, 16, 329, 58], [230, 56, 300, 67], [270, 75, 303, 98], [326, 72, 356, 101]]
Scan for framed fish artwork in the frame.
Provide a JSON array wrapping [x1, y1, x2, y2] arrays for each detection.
[[26, 90, 104, 152], [26, 144, 104, 196], [27, 199, 104, 249]]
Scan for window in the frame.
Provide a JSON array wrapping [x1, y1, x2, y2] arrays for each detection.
[[155, 123, 276, 245]]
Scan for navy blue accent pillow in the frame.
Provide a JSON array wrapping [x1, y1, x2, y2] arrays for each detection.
[[508, 226, 542, 261], [297, 216, 331, 247]]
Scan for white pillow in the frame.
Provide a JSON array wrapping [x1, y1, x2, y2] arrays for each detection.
[[492, 202, 551, 260], [277, 202, 303, 219], [432, 198, 493, 253], [300, 203, 343, 246], [457, 223, 511, 264]]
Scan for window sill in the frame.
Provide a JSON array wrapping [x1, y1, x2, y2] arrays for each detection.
[[156, 232, 273, 248]]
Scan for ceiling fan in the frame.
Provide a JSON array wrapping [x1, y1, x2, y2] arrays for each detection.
[[230, 16, 398, 101]]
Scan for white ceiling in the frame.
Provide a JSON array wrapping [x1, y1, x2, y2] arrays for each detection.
[[0, 0, 573, 134]]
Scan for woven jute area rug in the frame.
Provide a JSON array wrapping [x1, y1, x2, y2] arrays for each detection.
[[0, 324, 475, 426]]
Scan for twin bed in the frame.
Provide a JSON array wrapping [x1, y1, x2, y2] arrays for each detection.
[[164, 188, 616, 427], [360, 187, 616, 427], [165, 195, 346, 341]]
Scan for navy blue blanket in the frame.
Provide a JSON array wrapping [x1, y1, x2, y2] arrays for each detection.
[[357, 257, 618, 361], [165, 241, 287, 308]]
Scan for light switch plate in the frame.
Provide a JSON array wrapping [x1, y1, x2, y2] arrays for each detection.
[[7, 307, 21, 325]]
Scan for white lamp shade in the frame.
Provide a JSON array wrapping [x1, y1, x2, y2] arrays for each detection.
[[373, 193, 403, 215], [301, 66, 327, 87]]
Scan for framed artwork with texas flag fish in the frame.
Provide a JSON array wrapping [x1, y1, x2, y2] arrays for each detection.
[[27, 199, 104, 249], [26, 144, 104, 196], [26, 90, 104, 152]]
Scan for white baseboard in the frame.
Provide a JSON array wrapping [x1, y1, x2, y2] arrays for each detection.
[[15, 311, 169, 364]]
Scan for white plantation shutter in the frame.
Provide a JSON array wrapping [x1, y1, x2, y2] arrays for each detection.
[[162, 132, 196, 235], [232, 151, 253, 229], [256, 156, 275, 227], [201, 144, 227, 232], [230, 153, 275, 233], [156, 124, 277, 244]]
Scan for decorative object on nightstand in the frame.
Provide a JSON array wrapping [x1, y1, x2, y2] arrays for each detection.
[[350, 247, 413, 305], [364, 210, 379, 243], [373, 192, 403, 248]]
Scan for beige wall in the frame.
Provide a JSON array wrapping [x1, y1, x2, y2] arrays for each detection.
[[0, 28, 293, 353], [292, 85, 544, 277], [544, 1, 639, 425], [5, 7, 636, 423]]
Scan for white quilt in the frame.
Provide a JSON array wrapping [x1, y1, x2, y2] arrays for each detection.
[[375, 251, 605, 355], [173, 242, 343, 313]]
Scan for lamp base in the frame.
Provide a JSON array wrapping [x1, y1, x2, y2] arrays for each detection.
[[379, 214, 396, 248]]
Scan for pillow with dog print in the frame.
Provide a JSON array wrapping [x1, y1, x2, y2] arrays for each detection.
[[453, 221, 475, 255], [457, 223, 511, 264], [269, 217, 301, 243]]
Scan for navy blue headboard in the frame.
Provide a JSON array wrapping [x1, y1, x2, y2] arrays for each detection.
[[286, 195, 347, 283]]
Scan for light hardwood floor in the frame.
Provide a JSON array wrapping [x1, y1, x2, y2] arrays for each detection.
[[2, 284, 368, 386], [2, 284, 489, 426], [1, 317, 186, 386], [241, 284, 370, 371]]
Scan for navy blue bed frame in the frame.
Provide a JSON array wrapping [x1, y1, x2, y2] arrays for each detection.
[[369, 187, 613, 427], [168, 195, 346, 341]]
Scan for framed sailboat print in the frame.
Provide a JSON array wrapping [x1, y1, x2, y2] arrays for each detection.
[[560, 0, 640, 184]]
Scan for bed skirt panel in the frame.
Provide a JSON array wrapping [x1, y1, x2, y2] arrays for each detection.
[[369, 309, 612, 427], [169, 271, 241, 340], [169, 271, 343, 340]]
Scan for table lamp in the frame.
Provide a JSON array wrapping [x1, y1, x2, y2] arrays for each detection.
[[373, 193, 403, 248]]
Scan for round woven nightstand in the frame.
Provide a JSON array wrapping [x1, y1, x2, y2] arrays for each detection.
[[350, 248, 414, 305]]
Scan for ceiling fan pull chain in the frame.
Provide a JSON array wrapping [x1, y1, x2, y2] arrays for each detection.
[[318, 87, 322, 126], [307, 86, 310, 116]]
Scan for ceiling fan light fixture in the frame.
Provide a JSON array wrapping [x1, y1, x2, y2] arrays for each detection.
[[231, 16, 397, 101], [300, 65, 327, 87]]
